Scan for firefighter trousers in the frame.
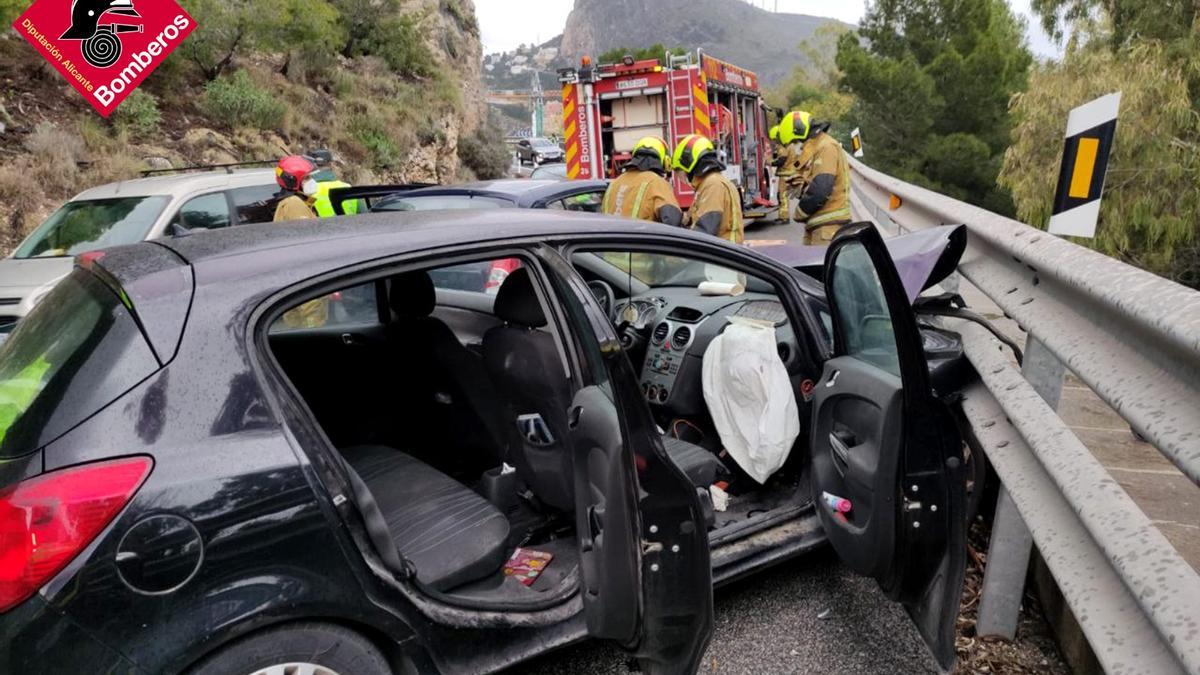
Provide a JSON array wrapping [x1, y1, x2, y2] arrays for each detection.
[[803, 221, 849, 246]]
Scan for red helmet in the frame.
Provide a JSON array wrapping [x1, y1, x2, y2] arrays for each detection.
[[275, 155, 317, 193]]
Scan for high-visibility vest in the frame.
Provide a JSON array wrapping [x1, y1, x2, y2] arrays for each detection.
[[312, 180, 359, 217]]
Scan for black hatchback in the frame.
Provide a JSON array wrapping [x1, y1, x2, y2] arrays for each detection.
[[0, 211, 974, 674]]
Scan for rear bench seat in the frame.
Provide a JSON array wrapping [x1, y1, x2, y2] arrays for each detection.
[[341, 445, 510, 592]]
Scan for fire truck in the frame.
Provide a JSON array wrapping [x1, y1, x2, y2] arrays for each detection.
[[558, 51, 775, 214]]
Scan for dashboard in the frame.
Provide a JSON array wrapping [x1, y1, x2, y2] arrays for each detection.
[[614, 288, 803, 416]]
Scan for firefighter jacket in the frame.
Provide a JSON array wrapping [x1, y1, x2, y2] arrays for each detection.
[[273, 194, 317, 222], [273, 194, 327, 328], [687, 170, 743, 244], [792, 129, 851, 229], [602, 169, 683, 226]]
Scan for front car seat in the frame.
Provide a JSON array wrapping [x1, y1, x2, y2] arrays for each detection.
[[482, 268, 575, 511]]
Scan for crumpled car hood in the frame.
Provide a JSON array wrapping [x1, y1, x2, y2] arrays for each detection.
[[755, 224, 967, 303]]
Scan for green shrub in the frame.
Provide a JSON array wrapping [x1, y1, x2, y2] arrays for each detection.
[[347, 113, 401, 169], [201, 70, 287, 130], [367, 14, 437, 78], [457, 130, 510, 180], [113, 90, 161, 136]]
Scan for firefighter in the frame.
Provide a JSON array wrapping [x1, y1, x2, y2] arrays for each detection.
[[272, 155, 327, 327], [601, 137, 683, 226], [672, 134, 743, 244], [272, 155, 320, 222], [769, 123, 798, 224], [778, 110, 851, 245]]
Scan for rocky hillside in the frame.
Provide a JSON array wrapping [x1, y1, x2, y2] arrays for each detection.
[[0, 0, 495, 251], [560, 0, 846, 86]]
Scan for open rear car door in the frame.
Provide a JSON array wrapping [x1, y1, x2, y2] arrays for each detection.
[[539, 250, 713, 674], [811, 223, 967, 670]]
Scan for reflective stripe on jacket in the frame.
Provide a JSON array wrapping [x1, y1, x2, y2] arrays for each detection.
[[602, 169, 679, 223]]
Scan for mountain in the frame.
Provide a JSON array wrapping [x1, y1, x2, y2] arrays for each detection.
[[559, 0, 848, 86]]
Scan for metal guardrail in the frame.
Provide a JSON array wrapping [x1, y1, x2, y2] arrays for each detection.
[[846, 155, 1200, 674]]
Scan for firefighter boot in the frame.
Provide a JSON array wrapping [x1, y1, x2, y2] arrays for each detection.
[[804, 223, 844, 246]]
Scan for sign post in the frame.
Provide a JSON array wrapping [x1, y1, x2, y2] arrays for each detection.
[[1048, 92, 1121, 238]]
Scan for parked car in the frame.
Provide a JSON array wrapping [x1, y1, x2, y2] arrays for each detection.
[[0, 209, 976, 674], [332, 178, 611, 292], [515, 137, 565, 165], [0, 169, 279, 338]]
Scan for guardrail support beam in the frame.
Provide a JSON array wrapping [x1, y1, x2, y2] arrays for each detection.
[[976, 338, 1064, 640]]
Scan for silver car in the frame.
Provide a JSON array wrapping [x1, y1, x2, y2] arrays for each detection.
[[0, 169, 278, 335]]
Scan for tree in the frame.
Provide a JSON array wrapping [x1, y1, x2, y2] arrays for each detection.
[[768, 24, 855, 135], [835, 0, 1032, 213], [178, 0, 344, 81], [1001, 2, 1200, 286], [597, 44, 686, 65]]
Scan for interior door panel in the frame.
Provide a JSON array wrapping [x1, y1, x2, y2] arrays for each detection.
[[812, 223, 966, 670], [812, 357, 902, 575]]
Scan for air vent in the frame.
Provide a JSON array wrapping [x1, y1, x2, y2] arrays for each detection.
[[671, 325, 692, 351], [652, 322, 670, 345], [0, 298, 19, 306]]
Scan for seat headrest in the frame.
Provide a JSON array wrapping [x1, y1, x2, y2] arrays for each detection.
[[494, 267, 546, 328], [389, 270, 436, 319]]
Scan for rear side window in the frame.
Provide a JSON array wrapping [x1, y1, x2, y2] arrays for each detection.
[[173, 193, 231, 231], [0, 270, 159, 457], [229, 185, 283, 225]]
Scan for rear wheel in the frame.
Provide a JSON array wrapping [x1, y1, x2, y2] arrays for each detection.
[[189, 623, 391, 675]]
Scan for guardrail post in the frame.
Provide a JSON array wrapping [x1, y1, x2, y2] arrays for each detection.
[[976, 337, 1064, 639]]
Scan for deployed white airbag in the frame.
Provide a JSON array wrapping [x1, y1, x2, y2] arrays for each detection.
[[701, 317, 800, 484]]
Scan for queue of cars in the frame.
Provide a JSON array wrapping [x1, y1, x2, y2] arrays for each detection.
[[0, 167, 980, 674]]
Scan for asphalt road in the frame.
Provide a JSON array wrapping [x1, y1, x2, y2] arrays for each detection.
[[507, 547, 939, 675], [505, 219, 942, 674]]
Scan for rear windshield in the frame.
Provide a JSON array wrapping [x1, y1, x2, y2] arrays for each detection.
[[372, 194, 514, 212], [0, 269, 159, 457], [14, 197, 169, 259]]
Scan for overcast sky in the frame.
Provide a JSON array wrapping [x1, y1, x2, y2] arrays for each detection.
[[475, 0, 1061, 58]]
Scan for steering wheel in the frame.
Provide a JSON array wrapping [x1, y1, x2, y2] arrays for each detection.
[[587, 280, 616, 320]]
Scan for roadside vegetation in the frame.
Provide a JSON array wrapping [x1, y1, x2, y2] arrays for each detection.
[[771, 0, 1198, 287], [0, 0, 506, 250]]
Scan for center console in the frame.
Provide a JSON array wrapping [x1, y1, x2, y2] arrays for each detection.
[[640, 307, 704, 405]]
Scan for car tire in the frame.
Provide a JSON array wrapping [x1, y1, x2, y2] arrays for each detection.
[[188, 622, 391, 675]]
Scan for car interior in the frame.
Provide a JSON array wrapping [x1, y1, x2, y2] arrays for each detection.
[[267, 249, 826, 608]]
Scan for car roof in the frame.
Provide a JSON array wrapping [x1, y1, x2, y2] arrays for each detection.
[[72, 168, 277, 200], [386, 178, 609, 208], [159, 209, 685, 269]]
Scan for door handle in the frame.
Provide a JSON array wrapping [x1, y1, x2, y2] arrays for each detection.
[[568, 405, 583, 429], [825, 370, 840, 387], [829, 432, 852, 467], [341, 333, 360, 346]]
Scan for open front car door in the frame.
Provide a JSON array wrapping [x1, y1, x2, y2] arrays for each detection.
[[812, 223, 967, 670]]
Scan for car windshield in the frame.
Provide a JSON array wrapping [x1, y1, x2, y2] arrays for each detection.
[[0, 269, 159, 457], [590, 251, 771, 291], [371, 194, 514, 212], [13, 197, 169, 259], [532, 138, 557, 149]]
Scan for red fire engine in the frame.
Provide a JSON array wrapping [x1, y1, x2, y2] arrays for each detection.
[[558, 51, 775, 214]]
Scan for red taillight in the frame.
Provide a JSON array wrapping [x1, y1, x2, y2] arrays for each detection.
[[0, 457, 152, 613]]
